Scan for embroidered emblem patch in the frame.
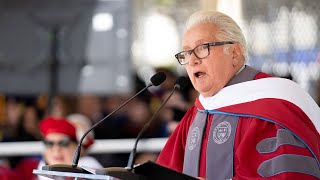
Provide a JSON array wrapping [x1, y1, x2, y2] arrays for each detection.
[[188, 127, 200, 150], [213, 121, 231, 144]]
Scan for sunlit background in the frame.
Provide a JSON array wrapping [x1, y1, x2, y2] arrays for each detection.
[[1, 0, 319, 97]]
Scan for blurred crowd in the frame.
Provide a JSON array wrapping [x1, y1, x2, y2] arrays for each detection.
[[0, 69, 198, 179]]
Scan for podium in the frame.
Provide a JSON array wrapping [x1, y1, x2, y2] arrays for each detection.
[[33, 161, 198, 180], [33, 169, 117, 180]]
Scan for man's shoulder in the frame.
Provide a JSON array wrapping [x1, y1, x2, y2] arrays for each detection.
[[254, 71, 274, 79]]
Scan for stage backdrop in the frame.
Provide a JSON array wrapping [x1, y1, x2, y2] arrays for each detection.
[[0, 0, 133, 95]]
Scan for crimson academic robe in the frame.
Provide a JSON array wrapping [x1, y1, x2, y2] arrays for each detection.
[[156, 71, 320, 179]]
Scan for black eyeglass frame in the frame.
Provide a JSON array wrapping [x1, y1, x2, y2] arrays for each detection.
[[175, 41, 235, 65]]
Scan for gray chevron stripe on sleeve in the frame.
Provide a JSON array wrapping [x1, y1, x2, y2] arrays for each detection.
[[256, 129, 306, 154], [258, 154, 320, 178]]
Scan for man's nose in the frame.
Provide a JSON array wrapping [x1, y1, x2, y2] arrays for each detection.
[[188, 53, 201, 66]]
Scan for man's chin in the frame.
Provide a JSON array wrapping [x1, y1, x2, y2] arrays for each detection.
[[198, 89, 219, 97]]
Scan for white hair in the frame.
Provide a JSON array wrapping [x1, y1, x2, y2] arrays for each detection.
[[67, 113, 94, 146], [184, 10, 248, 62]]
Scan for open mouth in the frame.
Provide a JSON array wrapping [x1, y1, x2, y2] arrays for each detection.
[[195, 72, 206, 78]]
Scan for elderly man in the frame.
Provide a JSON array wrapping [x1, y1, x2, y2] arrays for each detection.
[[156, 10, 320, 180]]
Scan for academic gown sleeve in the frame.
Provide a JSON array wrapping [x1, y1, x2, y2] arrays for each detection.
[[232, 116, 319, 180]]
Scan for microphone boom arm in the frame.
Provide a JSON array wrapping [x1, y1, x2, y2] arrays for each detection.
[[126, 84, 180, 170], [72, 84, 153, 168]]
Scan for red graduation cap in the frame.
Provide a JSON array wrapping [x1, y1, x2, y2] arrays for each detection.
[[39, 116, 77, 140]]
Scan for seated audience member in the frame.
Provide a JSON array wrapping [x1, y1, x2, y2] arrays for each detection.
[[15, 117, 102, 180], [37, 117, 102, 169], [0, 159, 20, 180]]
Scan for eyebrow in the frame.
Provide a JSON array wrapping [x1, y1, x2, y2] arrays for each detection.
[[182, 39, 210, 50]]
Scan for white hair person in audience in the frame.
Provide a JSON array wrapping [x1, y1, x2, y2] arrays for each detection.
[[67, 113, 102, 168]]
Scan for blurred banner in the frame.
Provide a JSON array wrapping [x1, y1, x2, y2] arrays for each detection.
[[0, 0, 133, 95]]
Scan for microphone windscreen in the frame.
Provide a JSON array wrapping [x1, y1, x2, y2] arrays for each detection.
[[150, 72, 166, 86], [174, 77, 189, 90]]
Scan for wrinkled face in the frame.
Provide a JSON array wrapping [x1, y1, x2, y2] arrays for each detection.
[[183, 22, 242, 97], [43, 133, 77, 165]]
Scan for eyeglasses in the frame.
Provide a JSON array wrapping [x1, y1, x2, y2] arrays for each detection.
[[43, 138, 73, 149], [175, 41, 234, 65]]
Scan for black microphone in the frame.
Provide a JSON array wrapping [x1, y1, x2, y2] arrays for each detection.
[[94, 76, 189, 179], [41, 72, 166, 173], [126, 76, 189, 170]]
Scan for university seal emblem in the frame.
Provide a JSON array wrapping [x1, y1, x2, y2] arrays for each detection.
[[213, 121, 231, 144], [188, 127, 200, 150]]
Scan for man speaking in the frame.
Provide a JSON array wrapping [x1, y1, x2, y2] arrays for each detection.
[[156, 10, 320, 180]]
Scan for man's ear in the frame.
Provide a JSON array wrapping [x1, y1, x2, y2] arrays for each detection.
[[231, 43, 242, 67]]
